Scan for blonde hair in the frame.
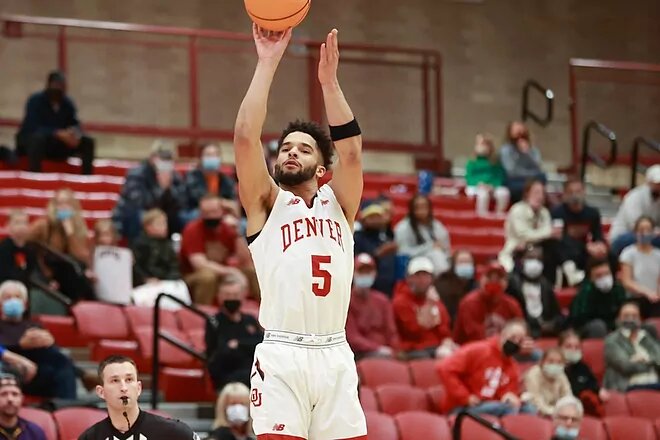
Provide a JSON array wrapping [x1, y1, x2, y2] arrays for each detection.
[[212, 382, 252, 431], [46, 188, 87, 237], [93, 219, 116, 242], [141, 208, 166, 228]]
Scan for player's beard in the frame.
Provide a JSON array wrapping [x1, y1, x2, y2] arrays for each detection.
[[274, 163, 318, 186]]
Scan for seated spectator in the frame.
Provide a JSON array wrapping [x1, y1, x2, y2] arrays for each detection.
[[619, 216, 660, 318], [346, 254, 399, 359], [131, 209, 191, 309], [205, 277, 263, 391], [434, 249, 476, 321], [609, 165, 660, 255], [208, 382, 254, 440], [28, 188, 94, 302], [0, 347, 37, 387], [438, 318, 536, 416], [465, 133, 510, 216], [499, 121, 546, 202], [353, 200, 397, 295], [551, 177, 608, 272], [0, 281, 77, 399], [604, 301, 660, 392], [0, 373, 48, 440], [181, 195, 255, 304], [522, 347, 572, 417], [550, 396, 584, 440], [392, 257, 456, 359], [0, 210, 38, 285], [560, 329, 609, 417], [454, 262, 523, 344], [15, 71, 95, 175], [93, 219, 119, 247], [112, 141, 187, 242], [569, 258, 626, 339], [507, 246, 563, 338], [394, 194, 451, 275]]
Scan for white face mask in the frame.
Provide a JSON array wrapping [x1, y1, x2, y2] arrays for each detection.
[[594, 274, 613, 292], [226, 403, 249, 425], [562, 349, 582, 364], [542, 363, 564, 379], [522, 259, 544, 279]]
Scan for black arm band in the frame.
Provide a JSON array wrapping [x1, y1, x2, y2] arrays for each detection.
[[329, 118, 361, 142]]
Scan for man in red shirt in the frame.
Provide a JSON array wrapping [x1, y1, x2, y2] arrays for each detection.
[[346, 253, 399, 359], [181, 195, 255, 304], [392, 256, 458, 359], [437, 318, 536, 416], [454, 261, 524, 344]]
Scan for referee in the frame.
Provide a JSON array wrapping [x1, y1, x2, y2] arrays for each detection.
[[78, 355, 199, 439]]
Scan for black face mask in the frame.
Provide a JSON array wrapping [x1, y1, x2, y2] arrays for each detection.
[[204, 218, 221, 229], [46, 87, 64, 102], [502, 339, 521, 357], [224, 300, 241, 314]]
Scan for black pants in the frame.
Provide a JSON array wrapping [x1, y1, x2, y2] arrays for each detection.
[[16, 133, 95, 175], [46, 258, 95, 302]]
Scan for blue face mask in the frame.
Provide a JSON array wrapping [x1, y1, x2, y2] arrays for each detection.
[[201, 157, 221, 171], [56, 209, 73, 221], [454, 263, 474, 279], [638, 233, 654, 245], [554, 426, 579, 440], [2, 298, 25, 319], [353, 275, 375, 289]]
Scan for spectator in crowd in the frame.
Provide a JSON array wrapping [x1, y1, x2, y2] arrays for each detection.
[[353, 200, 397, 295], [183, 144, 238, 222], [181, 195, 255, 304], [93, 219, 119, 247], [550, 396, 584, 440], [609, 165, 660, 255], [15, 71, 95, 175], [619, 216, 660, 318], [569, 258, 626, 339], [0, 210, 38, 285], [376, 194, 395, 233], [346, 253, 399, 359], [0, 347, 37, 385], [551, 177, 608, 272], [0, 373, 47, 440], [522, 347, 572, 417], [392, 256, 456, 359], [205, 277, 263, 391], [112, 141, 187, 242], [438, 319, 536, 416], [0, 281, 77, 399], [560, 329, 609, 418], [507, 246, 563, 339], [499, 121, 546, 202], [208, 382, 254, 440], [434, 249, 476, 321], [394, 194, 451, 275], [604, 301, 660, 392], [28, 188, 94, 302], [454, 262, 524, 344], [465, 133, 510, 216]]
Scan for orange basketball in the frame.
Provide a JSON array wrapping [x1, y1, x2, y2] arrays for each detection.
[[244, 0, 311, 32]]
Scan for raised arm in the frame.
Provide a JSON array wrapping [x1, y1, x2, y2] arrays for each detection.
[[321, 30, 363, 225], [234, 25, 291, 234]]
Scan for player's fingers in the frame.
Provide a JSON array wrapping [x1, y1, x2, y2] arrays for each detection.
[[252, 23, 259, 39], [319, 42, 327, 63]]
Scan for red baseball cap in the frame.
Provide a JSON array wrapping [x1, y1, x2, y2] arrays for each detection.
[[478, 261, 507, 278]]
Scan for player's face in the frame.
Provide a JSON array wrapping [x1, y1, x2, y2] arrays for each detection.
[[0, 385, 22, 418], [274, 132, 325, 186], [97, 362, 142, 411]]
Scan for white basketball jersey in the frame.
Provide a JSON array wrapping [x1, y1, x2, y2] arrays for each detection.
[[248, 185, 354, 335]]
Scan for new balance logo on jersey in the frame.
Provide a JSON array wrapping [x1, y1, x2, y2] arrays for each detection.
[[273, 424, 286, 432], [281, 217, 344, 253], [287, 198, 301, 206]]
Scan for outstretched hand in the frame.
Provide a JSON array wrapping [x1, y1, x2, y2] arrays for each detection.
[[318, 29, 340, 85], [252, 23, 292, 63]]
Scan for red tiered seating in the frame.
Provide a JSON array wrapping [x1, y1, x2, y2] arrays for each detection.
[[448, 414, 501, 440], [34, 314, 85, 347], [501, 414, 553, 440], [603, 416, 657, 440], [394, 411, 451, 440], [579, 416, 608, 440], [359, 386, 378, 412], [53, 407, 106, 440], [133, 327, 198, 370], [626, 390, 660, 420], [582, 339, 605, 384], [0, 189, 118, 211], [426, 385, 446, 414], [0, 171, 123, 193], [556, 287, 577, 310], [375, 384, 430, 415], [176, 305, 218, 333], [408, 358, 441, 388], [19, 407, 58, 440], [364, 411, 398, 440], [124, 305, 179, 335], [71, 301, 130, 340], [604, 391, 630, 416], [160, 367, 215, 402], [357, 358, 412, 387]]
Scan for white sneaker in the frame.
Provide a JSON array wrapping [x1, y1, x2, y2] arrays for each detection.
[[563, 261, 585, 286]]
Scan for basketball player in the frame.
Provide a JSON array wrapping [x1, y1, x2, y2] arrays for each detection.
[[234, 25, 366, 440], [78, 355, 199, 439]]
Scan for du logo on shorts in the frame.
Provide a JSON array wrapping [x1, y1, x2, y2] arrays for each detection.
[[251, 388, 263, 407]]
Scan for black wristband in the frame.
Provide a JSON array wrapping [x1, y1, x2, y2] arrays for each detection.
[[329, 118, 361, 142]]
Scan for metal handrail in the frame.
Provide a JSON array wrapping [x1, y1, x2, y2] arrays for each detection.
[[453, 410, 519, 440], [521, 80, 554, 127], [630, 136, 660, 188], [151, 293, 214, 409], [27, 274, 72, 308], [580, 120, 617, 182]]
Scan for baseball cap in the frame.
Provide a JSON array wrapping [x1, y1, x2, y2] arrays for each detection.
[[355, 253, 376, 269], [479, 261, 507, 278], [407, 256, 434, 275], [360, 200, 385, 219], [0, 373, 21, 390], [646, 165, 660, 184], [150, 140, 175, 160]]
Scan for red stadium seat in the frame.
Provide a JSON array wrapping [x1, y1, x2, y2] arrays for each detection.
[[19, 407, 58, 440], [582, 339, 605, 384], [241, 299, 260, 319], [359, 386, 378, 412], [556, 287, 578, 310], [34, 314, 85, 347], [394, 411, 451, 440], [409, 358, 442, 388], [500, 414, 553, 440], [187, 328, 206, 352], [375, 384, 430, 415], [646, 318, 660, 339], [160, 367, 215, 402], [357, 358, 412, 387], [604, 391, 630, 416], [364, 411, 398, 440], [535, 338, 558, 352], [53, 407, 106, 440], [448, 414, 502, 440], [579, 416, 608, 440], [176, 305, 217, 333], [71, 301, 130, 340], [124, 305, 179, 335], [133, 327, 198, 370], [90, 339, 140, 364], [427, 385, 447, 413], [626, 390, 660, 420], [655, 418, 660, 439], [603, 416, 657, 440]]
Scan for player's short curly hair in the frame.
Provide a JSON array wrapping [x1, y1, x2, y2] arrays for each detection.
[[278, 120, 333, 169]]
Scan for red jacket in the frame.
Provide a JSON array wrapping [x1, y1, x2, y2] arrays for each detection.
[[437, 337, 520, 412], [346, 287, 400, 354], [453, 289, 523, 344], [392, 281, 452, 351]]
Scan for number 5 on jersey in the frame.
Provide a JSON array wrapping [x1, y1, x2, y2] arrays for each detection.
[[311, 255, 332, 297]]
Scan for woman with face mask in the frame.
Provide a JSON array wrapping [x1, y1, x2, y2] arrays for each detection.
[[434, 250, 476, 322], [522, 347, 572, 417], [208, 382, 255, 440]]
